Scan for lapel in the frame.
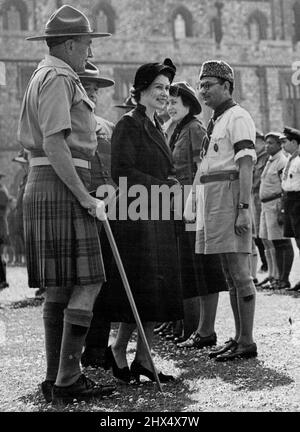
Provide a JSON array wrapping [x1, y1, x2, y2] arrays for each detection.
[[136, 105, 173, 164]]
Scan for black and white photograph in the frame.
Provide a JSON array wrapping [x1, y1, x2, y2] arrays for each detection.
[[0, 0, 299, 418]]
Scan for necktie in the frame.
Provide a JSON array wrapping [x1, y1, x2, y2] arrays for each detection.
[[282, 152, 298, 181]]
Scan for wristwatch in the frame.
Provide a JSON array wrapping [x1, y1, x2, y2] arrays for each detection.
[[237, 202, 249, 209]]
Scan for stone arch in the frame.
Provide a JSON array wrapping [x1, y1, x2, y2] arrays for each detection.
[[171, 5, 193, 39], [91, 1, 116, 34], [246, 9, 268, 41], [0, 0, 29, 31]]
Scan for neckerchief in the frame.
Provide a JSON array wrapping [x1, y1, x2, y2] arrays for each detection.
[[169, 113, 195, 153], [200, 98, 237, 161]]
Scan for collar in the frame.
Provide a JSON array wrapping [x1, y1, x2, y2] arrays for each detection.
[[213, 98, 237, 121], [269, 150, 282, 162], [290, 150, 299, 160], [39, 55, 80, 82]]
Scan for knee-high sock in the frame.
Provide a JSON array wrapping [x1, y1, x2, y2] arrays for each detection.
[[43, 301, 66, 382], [273, 240, 294, 283], [55, 308, 92, 387], [0, 256, 6, 283], [254, 237, 267, 268]]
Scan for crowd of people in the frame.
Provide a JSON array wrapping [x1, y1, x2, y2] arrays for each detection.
[[1, 4, 298, 405]]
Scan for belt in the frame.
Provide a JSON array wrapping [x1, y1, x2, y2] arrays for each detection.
[[200, 171, 239, 184], [29, 157, 91, 169], [261, 193, 282, 203]]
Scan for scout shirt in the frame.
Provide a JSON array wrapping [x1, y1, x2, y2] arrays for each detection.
[[259, 150, 287, 201], [281, 152, 300, 192], [17, 55, 97, 161], [196, 105, 256, 236]]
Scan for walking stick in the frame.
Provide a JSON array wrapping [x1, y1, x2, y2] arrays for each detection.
[[96, 205, 163, 392]]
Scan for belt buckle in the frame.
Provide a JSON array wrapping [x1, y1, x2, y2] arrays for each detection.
[[229, 173, 235, 181]]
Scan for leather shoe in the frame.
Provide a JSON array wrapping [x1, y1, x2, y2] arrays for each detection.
[[41, 380, 54, 403], [177, 332, 216, 349], [52, 374, 116, 405], [256, 276, 271, 287], [215, 343, 257, 362], [208, 338, 238, 359], [286, 282, 300, 292], [274, 280, 291, 290]]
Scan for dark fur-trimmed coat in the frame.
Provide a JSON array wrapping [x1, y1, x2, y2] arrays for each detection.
[[102, 104, 184, 323]]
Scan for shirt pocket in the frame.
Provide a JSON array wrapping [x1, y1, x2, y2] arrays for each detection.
[[72, 89, 97, 133]]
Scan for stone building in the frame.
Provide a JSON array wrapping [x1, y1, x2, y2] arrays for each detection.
[[1, 0, 300, 193]]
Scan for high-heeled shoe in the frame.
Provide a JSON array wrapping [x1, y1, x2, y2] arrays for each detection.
[[130, 361, 175, 383], [104, 346, 132, 383]]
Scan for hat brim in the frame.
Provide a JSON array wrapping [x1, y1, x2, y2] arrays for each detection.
[[80, 76, 115, 88], [26, 32, 111, 41], [176, 88, 202, 115]]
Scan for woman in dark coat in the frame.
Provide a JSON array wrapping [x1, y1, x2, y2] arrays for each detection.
[[103, 59, 183, 383]]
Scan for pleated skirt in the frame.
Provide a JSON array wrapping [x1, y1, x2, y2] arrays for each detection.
[[23, 165, 105, 288]]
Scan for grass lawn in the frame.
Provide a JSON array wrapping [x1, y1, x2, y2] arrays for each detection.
[[0, 266, 299, 413]]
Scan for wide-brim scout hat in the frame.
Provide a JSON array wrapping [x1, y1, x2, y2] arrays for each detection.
[[282, 126, 300, 144], [26, 5, 111, 41], [170, 81, 202, 115], [78, 62, 114, 88], [114, 96, 136, 109], [199, 60, 234, 83], [133, 58, 176, 91]]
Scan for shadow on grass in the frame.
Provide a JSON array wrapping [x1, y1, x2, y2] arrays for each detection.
[[16, 378, 195, 412], [256, 287, 300, 298], [9, 297, 44, 309], [169, 349, 294, 392]]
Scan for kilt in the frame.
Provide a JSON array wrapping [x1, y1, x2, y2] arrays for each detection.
[[23, 165, 105, 288]]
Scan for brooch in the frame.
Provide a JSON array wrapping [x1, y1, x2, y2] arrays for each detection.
[[213, 143, 219, 152]]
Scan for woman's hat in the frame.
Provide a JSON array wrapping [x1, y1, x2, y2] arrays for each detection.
[[133, 58, 176, 90], [169, 81, 202, 115], [26, 5, 111, 41], [114, 96, 136, 109], [78, 62, 115, 88]]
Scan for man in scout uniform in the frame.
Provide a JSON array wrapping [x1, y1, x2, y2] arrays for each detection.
[[78, 62, 116, 368], [187, 60, 258, 361], [259, 132, 294, 290], [281, 126, 300, 292], [17, 5, 115, 404]]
